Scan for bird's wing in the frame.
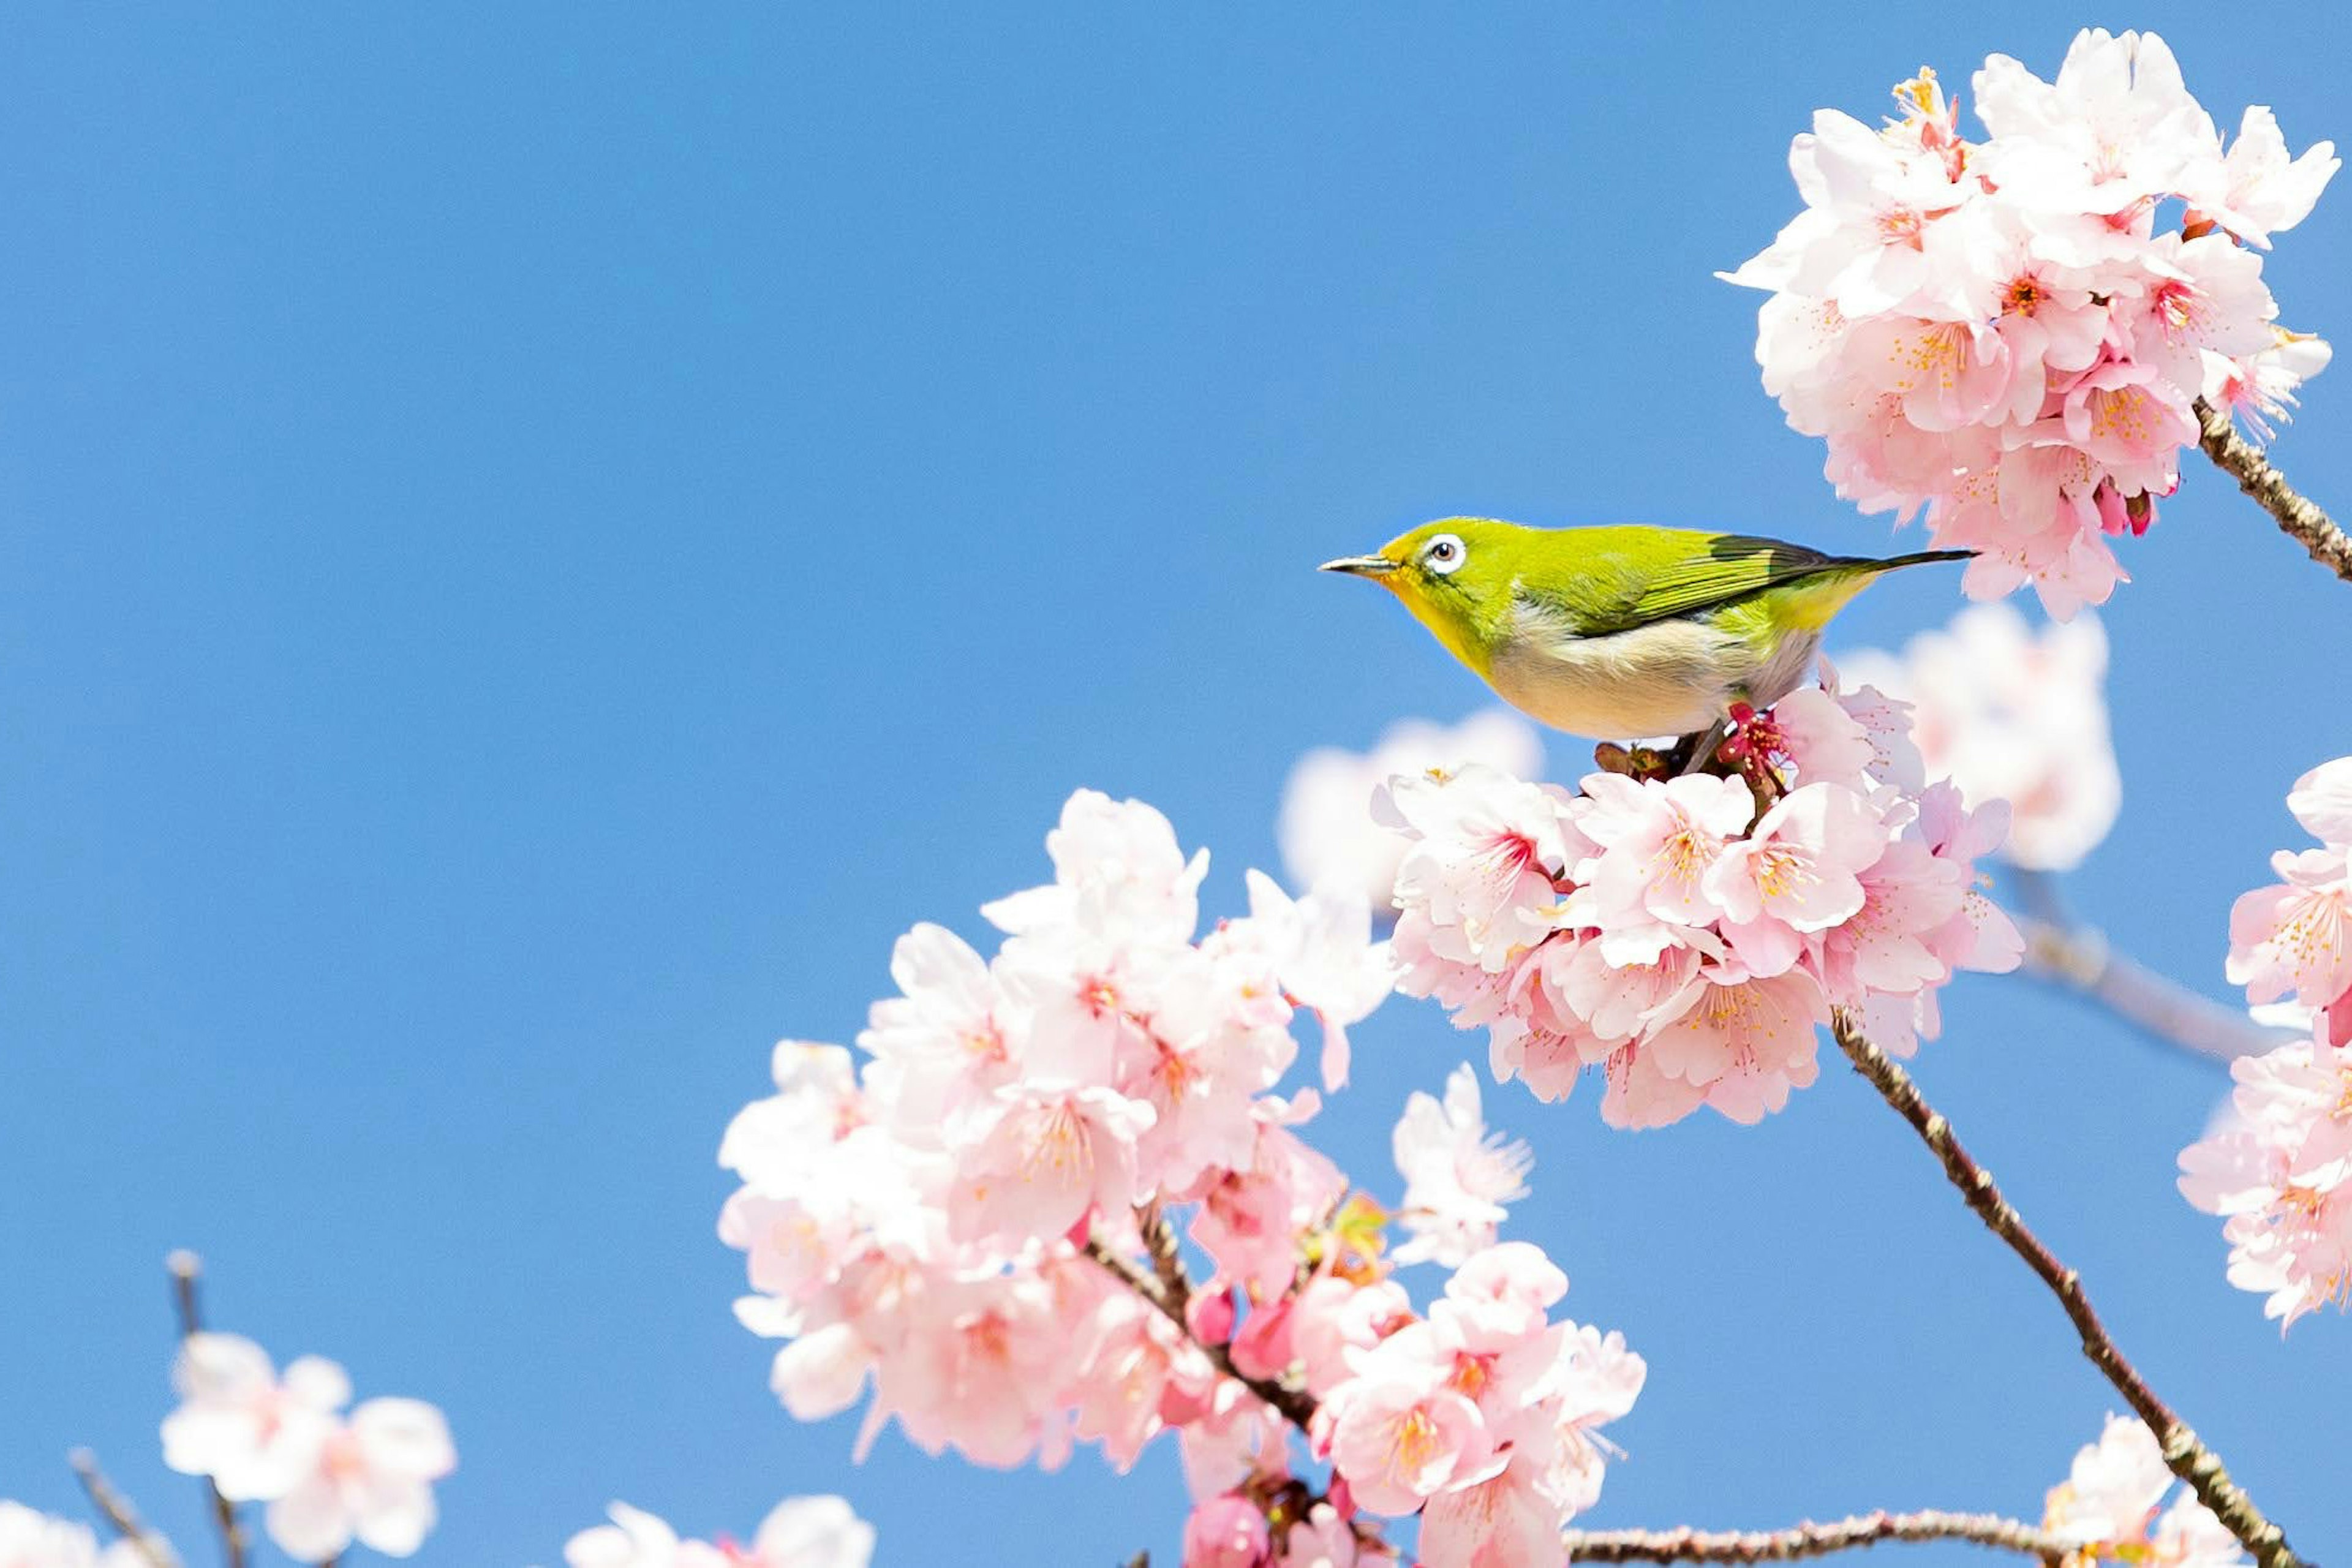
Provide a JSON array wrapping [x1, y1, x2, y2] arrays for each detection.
[[1514, 529, 1842, 637]]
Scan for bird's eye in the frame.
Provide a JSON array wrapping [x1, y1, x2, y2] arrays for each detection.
[[1424, 533, 1466, 575]]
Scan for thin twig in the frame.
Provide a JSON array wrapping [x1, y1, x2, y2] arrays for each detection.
[[1830, 1013, 2301, 1568], [167, 1250, 250, 1568], [1079, 1235, 1319, 1430], [2195, 397, 2352, 586], [70, 1449, 177, 1568], [1562, 1510, 2070, 1563]]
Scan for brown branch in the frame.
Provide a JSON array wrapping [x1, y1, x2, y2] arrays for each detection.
[[167, 1250, 250, 1568], [2017, 916, 2292, 1063], [1562, 1510, 2069, 1563], [70, 1449, 177, 1568], [1079, 1234, 1319, 1431], [2195, 398, 2352, 586], [1830, 1013, 2301, 1568]]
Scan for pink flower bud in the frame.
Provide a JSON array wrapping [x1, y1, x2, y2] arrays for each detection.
[[1186, 1287, 1236, 1347], [1182, 1494, 1271, 1568], [1227, 1295, 1294, 1381]]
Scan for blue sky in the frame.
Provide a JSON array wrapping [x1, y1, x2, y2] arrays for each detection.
[[3, 5, 2348, 1564]]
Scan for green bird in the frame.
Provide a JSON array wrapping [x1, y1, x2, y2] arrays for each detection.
[[1320, 519, 1971, 742]]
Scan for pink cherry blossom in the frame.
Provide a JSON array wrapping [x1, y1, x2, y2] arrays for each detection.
[[263, 1398, 457, 1561], [1390, 1066, 1532, 1267], [160, 1334, 345, 1502], [1280, 712, 1545, 907], [1702, 783, 1882, 974], [1183, 1494, 1273, 1568], [564, 1498, 873, 1568], [0, 1503, 158, 1568], [1385, 766, 1585, 973], [1840, 603, 2120, 870], [2043, 1416, 2244, 1566], [721, 789, 1638, 1566], [1725, 30, 2334, 612], [1385, 680, 2015, 1126]]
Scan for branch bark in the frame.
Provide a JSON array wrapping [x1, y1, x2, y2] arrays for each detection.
[[70, 1449, 177, 1568], [168, 1250, 251, 1568], [1562, 1510, 2068, 1564], [1079, 1229, 1319, 1431], [2195, 397, 2352, 586], [1830, 1012, 2301, 1568]]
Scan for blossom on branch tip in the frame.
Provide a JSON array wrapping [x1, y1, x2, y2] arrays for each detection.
[[562, 1497, 875, 1568], [1386, 678, 2018, 1126], [2183, 756, 2352, 1327], [1726, 29, 2335, 612], [158, 1333, 454, 1560], [722, 788, 1632, 1565], [0, 1502, 160, 1568], [2043, 1415, 2244, 1566], [1280, 712, 1546, 908]]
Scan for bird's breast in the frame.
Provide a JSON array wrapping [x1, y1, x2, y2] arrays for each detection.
[[1486, 606, 1803, 739]]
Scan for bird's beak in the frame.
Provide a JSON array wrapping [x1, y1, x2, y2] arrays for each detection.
[[1319, 555, 1399, 577]]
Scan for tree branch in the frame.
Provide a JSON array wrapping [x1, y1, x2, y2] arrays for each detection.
[[70, 1449, 177, 1568], [1829, 1012, 2301, 1568], [2195, 398, 2352, 586], [1562, 1510, 2069, 1564], [2016, 916, 2292, 1063], [167, 1250, 251, 1568], [1079, 1231, 1319, 1431]]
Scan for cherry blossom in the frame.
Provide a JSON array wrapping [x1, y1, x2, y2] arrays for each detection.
[[1280, 712, 1546, 907], [1840, 603, 2120, 871], [2180, 758, 2352, 1327], [2042, 1415, 2245, 1566], [0, 1503, 157, 1568], [1726, 30, 2336, 612], [1390, 1066, 1532, 1267], [263, 1396, 458, 1561], [720, 789, 1635, 1565], [159, 1332, 454, 1560], [563, 1498, 874, 1568], [1387, 674, 2019, 1126]]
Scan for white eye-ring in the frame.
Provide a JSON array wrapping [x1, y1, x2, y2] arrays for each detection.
[[1423, 532, 1467, 575]]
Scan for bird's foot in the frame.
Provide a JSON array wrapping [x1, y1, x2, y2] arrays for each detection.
[[1593, 741, 1675, 781]]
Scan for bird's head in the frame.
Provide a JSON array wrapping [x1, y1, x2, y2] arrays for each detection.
[[1319, 518, 1525, 672]]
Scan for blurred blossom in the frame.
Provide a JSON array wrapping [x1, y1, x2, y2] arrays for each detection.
[[564, 1498, 875, 1568], [159, 1332, 454, 1560], [0, 1502, 159, 1568], [1840, 602, 2120, 871], [1280, 712, 1544, 908]]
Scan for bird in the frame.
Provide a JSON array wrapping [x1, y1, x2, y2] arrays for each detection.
[[1320, 518, 1971, 746]]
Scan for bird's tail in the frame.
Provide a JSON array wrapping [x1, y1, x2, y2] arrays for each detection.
[[1778, 548, 1975, 633], [1868, 547, 1978, 572]]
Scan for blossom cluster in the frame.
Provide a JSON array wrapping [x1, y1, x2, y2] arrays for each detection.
[[1281, 710, 1546, 908], [160, 1329, 458, 1561], [2178, 758, 2352, 1327], [1383, 669, 2021, 1126], [564, 1496, 874, 1568], [1840, 601, 2120, 871], [0, 1502, 153, 1568], [1726, 29, 2338, 615], [2043, 1415, 2244, 1567], [718, 790, 1642, 1566]]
